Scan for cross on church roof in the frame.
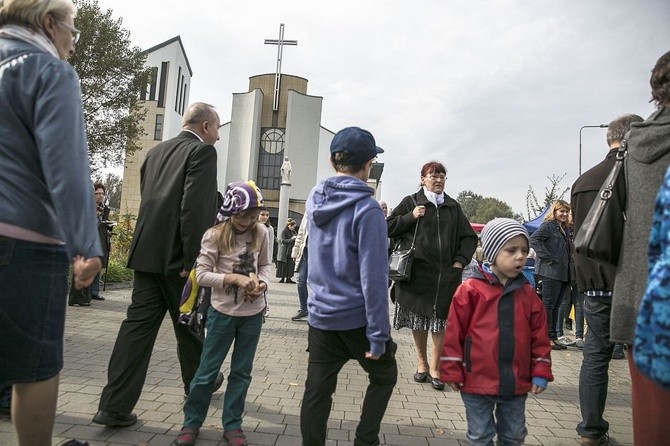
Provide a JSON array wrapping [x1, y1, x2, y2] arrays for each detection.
[[264, 23, 297, 112]]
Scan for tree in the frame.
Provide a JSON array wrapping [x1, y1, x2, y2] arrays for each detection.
[[71, 0, 149, 173], [99, 172, 122, 210], [525, 173, 570, 220], [457, 190, 519, 223]]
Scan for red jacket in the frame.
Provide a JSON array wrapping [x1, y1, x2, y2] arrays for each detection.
[[440, 266, 553, 397]]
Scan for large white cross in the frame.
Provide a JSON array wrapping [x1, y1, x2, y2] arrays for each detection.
[[264, 23, 298, 112]]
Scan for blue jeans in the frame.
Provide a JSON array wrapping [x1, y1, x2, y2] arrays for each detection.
[[540, 277, 569, 339], [183, 307, 263, 431], [461, 392, 528, 446], [296, 249, 308, 312], [577, 295, 615, 439], [571, 288, 585, 338]]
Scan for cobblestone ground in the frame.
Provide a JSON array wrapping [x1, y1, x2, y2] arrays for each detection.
[[0, 281, 632, 445]]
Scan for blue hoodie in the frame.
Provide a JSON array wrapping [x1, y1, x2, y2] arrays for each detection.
[[306, 175, 390, 356]]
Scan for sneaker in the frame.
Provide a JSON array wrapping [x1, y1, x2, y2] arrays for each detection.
[[612, 343, 625, 360], [264, 306, 270, 317], [558, 336, 577, 347], [575, 338, 585, 349], [223, 429, 248, 446], [176, 427, 199, 446], [291, 309, 308, 321], [580, 433, 609, 445]]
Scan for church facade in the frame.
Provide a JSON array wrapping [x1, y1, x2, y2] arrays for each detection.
[[120, 33, 382, 232]]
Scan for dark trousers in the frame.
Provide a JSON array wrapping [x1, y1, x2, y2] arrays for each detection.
[[98, 270, 203, 413], [300, 325, 397, 446], [577, 295, 614, 439], [540, 278, 569, 340]]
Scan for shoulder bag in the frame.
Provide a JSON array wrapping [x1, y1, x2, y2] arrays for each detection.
[[573, 141, 627, 266], [389, 197, 419, 281]]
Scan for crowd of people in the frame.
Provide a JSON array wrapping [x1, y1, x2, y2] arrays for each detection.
[[0, 1, 668, 445]]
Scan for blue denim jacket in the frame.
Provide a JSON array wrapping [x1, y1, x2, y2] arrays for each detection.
[[0, 37, 101, 259]]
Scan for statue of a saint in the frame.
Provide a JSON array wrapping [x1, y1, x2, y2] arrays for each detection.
[[280, 156, 292, 183]]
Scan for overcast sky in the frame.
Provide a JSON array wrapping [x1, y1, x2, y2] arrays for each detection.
[[96, 0, 669, 219]]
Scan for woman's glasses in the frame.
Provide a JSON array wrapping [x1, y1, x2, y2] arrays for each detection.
[[58, 21, 81, 45]]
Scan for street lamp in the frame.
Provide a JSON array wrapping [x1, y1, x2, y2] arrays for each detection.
[[369, 162, 384, 186], [579, 124, 608, 175]]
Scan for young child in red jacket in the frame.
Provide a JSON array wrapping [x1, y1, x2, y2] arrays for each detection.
[[440, 218, 553, 445]]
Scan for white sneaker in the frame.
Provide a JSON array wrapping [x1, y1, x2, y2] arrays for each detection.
[[575, 338, 585, 349], [558, 336, 577, 346]]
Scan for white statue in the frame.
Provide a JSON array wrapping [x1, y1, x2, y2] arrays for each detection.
[[280, 156, 292, 183]]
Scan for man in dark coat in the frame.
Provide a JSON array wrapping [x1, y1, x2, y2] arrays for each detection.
[[93, 103, 221, 427], [571, 114, 642, 446]]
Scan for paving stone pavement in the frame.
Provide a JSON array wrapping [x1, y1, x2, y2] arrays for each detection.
[[0, 281, 633, 445]]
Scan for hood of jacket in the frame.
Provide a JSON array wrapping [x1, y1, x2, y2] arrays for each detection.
[[310, 175, 375, 227], [627, 107, 670, 164]]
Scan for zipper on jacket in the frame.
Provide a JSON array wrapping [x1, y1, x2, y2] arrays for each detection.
[[434, 208, 442, 311]]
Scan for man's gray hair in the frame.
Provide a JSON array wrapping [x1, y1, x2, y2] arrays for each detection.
[[182, 102, 218, 127], [606, 114, 644, 146]]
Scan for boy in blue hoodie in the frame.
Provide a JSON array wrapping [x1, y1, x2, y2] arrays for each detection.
[[300, 127, 398, 446]]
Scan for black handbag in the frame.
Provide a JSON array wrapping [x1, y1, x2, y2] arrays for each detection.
[[573, 141, 627, 266], [389, 217, 420, 282]]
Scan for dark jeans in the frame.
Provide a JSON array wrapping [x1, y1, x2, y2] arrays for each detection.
[[301, 325, 398, 446], [540, 277, 569, 340], [577, 295, 614, 439], [296, 249, 308, 312], [571, 288, 585, 338], [98, 271, 203, 413]]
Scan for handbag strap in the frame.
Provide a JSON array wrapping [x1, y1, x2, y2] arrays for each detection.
[[576, 140, 626, 246], [408, 195, 420, 249]]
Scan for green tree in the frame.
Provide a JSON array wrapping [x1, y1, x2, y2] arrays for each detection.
[[457, 190, 519, 223], [100, 172, 122, 210], [71, 0, 149, 173], [525, 173, 570, 220], [457, 190, 483, 221]]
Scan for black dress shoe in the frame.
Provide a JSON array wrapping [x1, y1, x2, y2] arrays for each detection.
[[430, 376, 445, 391], [413, 371, 429, 383], [92, 410, 137, 427], [91, 295, 105, 301], [61, 440, 90, 446], [69, 301, 91, 307], [286, 279, 296, 284]]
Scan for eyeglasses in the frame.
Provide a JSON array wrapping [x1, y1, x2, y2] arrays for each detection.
[[426, 174, 447, 181], [94, 192, 105, 195], [58, 21, 81, 44]]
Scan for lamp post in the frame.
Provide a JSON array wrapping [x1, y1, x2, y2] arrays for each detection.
[[579, 124, 608, 175]]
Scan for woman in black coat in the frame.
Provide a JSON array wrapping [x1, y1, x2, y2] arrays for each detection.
[[387, 161, 477, 390], [530, 200, 574, 350], [276, 218, 297, 283]]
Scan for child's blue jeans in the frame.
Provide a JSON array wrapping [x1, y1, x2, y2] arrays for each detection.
[[183, 307, 263, 431], [460, 392, 527, 446]]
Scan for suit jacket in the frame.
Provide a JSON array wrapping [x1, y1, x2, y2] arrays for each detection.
[[127, 131, 217, 274]]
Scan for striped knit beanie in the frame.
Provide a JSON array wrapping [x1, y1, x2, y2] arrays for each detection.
[[216, 180, 264, 222], [481, 218, 529, 264]]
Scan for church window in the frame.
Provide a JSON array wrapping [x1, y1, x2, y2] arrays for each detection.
[[258, 128, 285, 190]]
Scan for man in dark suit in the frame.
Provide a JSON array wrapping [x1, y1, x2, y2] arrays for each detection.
[[93, 103, 222, 427]]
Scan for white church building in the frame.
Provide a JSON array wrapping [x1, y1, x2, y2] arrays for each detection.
[[120, 32, 384, 230]]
